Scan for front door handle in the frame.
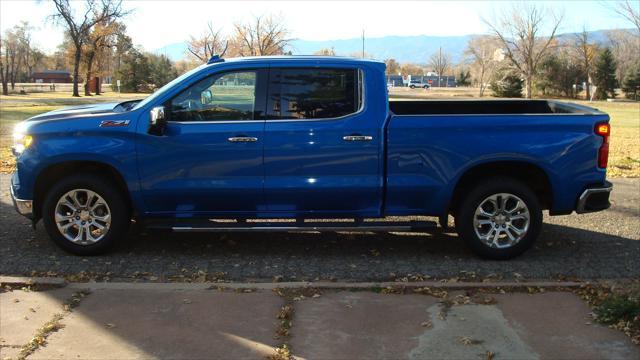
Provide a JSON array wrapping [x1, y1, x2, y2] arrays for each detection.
[[228, 136, 258, 142], [343, 135, 373, 141]]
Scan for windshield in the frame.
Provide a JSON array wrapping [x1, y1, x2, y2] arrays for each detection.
[[131, 64, 207, 111]]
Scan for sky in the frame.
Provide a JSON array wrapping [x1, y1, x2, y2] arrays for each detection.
[[0, 0, 633, 54]]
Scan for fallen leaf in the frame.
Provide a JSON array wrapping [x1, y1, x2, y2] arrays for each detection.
[[420, 320, 432, 328], [105, 323, 116, 328], [182, 299, 192, 304]]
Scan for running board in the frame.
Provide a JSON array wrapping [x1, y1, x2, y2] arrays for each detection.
[[145, 219, 438, 233]]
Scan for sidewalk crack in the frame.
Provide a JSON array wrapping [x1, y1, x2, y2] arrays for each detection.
[[14, 290, 91, 360]]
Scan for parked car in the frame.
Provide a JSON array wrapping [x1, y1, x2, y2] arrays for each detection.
[[408, 79, 430, 89], [11, 55, 612, 259]]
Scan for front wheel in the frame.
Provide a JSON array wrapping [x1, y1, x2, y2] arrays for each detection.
[[409, 85, 416, 89], [42, 174, 130, 255], [455, 177, 542, 260]]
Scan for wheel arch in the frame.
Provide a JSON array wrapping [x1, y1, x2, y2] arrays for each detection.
[[33, 160, 134, 220], [449, 160, 553, 215]]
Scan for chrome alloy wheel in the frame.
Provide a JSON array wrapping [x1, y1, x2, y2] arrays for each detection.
[[54, 189, 111, 245], [473, 193, 530, 249]]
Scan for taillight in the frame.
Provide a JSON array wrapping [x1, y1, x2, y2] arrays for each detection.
[[595, 122, 610, 169]]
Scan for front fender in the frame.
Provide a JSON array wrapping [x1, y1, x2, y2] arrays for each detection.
[[13, 125, 143, 214]]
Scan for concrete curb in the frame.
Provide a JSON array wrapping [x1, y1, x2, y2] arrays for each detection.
[[1, 276, 588, 291], [0, 276, 67, 287]]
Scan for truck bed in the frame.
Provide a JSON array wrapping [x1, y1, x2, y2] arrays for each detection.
[[389, 100, 602, 115], [384, 100, 609, 216]]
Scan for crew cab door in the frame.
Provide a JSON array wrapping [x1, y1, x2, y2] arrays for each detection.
[[263, 66, 384, 217], [136, 69, 268, 216]]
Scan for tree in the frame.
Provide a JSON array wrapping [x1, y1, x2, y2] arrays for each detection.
[[484, 3, 562, 98], [83, 21, 121, 95], [536, 52, 582, 98], [428, 47, 451, 87], [229, 14, 291, 56], [384, 58, 400, 75], [51, 0, 128, 97], [572, 27, 598, 99], [400, 63, 423, 76], [457, 69, 471, 86], [465, 36, 501, 97], [116, 47, 150, 92], [612, 0, 640, 34], [621, 60, 640, 100], [593, 48, 618, 100], [0, 34, 8, 95], [1, 31, 17, 94], [313, 47, 336, 56], [491, 68, 523, 98], [607, 29, 639, 85], [148, 53, 177, 89], [187, 22, 228, 63]]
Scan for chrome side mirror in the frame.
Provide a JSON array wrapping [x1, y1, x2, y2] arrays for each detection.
[[148, 106, 166, 135]]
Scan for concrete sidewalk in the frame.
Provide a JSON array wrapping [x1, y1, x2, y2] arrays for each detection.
[[1, 283, 638, 360]]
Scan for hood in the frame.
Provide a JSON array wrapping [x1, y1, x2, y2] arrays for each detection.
[[26, 100, 142, 122]]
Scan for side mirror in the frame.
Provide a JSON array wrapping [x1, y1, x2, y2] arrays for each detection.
[[148, 106, 166, 135]]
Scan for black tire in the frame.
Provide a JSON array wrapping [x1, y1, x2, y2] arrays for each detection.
[[42, 173, 130, 255], [410, 85, 415, 89], [454, 177, 542, 260]]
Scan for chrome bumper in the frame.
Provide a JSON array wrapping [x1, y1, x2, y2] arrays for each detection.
[[576, 182, 613, 214], [10, 184, 33, 218]]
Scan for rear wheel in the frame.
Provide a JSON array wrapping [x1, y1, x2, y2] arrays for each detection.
[[409, 85, 415, 89], [42, 174, 130, 255], [455, 177, 542, 260]]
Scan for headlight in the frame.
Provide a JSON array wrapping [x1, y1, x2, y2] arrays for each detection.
[[12, 123, 34, 156]]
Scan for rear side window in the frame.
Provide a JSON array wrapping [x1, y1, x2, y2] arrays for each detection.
[[267, 68, 362, 120]]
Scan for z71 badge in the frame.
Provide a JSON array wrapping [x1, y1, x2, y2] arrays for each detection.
[[99, 120, 130, 127]]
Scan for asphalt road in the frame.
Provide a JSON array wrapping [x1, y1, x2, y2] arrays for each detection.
[[1, 174, 638, 282]]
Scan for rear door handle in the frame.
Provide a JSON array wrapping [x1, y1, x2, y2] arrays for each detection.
[[343, 135, 373, 141], [228, 136, 258, 142]]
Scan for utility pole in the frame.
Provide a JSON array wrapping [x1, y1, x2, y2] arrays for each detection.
[[361, 29, 365, 58]]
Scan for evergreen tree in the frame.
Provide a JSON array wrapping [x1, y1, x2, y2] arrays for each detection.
[[457, 69, 471, 86], [621, 61, 640, 101], [593, 48, 618, 99], [490, 69, 523, 98]]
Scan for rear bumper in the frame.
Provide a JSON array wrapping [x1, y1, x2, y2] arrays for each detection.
[[576, 181, 613, 214], [10, 180, 33, 218]]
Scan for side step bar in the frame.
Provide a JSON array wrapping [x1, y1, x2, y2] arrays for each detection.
[[145, 219, 438, 233]]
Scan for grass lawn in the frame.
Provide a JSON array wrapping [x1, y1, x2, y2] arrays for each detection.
[[1, 93, 638, 177]]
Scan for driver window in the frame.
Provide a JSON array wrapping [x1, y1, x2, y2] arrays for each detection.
[[170, 71, 257, 122]]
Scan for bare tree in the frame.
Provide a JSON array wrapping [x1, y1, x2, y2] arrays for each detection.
[[1, 30, 20, 92], [230, 14, 291, 57], [314, 47, 336, 56], [612, 0, 640, 34], [187, 22, 228, 63], [571, 27, 598, 99], [51, 0, 128, 97], [484, 3, 563, 98], [428, 47, 451, 87], [465, 36, 501, 97], [0, 34, 8, 95]]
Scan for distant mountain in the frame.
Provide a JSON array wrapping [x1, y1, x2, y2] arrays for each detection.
[[153, 29, 631, 64]]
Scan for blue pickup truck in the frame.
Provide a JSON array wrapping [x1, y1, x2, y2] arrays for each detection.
[[11, 56, 612, 259]]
